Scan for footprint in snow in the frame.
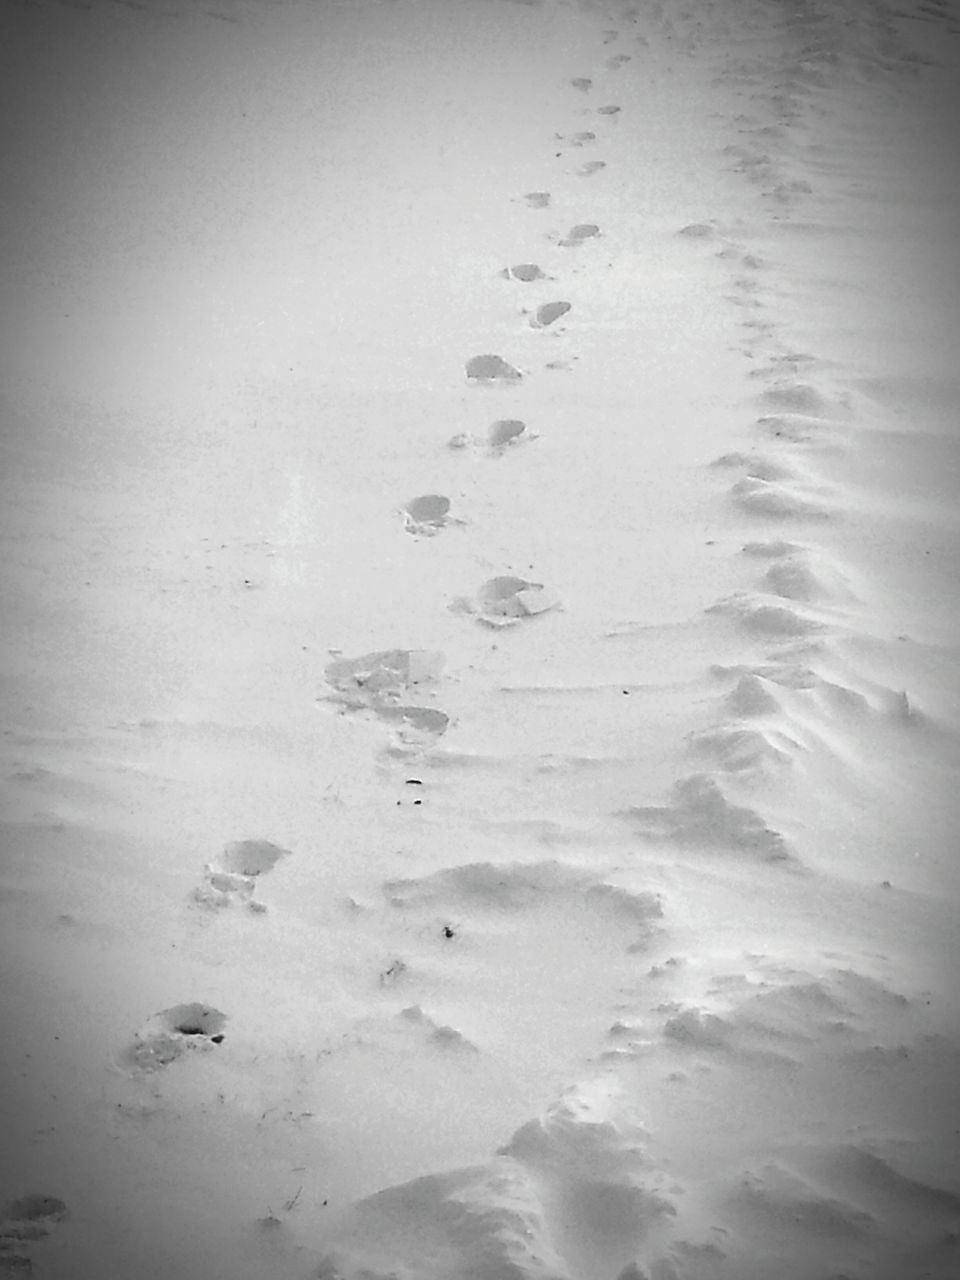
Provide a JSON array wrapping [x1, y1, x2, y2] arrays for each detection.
[[451, 576, 561, 627], [119, 1003, 228, 1074], [192, 839, 290, 913], [487, 418, 530, 451], [446, 419, 535, 455], [677, 222, 717, 239], [465, 354, 523, 384], [400, 494, 464, 536], [499, 263, 552, 282], [558, 223, 600, 247], [557, 130, 597, 147], [322, 649, 450, 745], [529, 301, 572, 329]]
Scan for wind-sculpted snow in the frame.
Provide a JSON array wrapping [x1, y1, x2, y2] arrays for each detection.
[[1, 0, 957, 1276]]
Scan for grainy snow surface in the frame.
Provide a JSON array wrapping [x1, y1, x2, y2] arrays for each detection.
[[1, 1, 959, 1277]]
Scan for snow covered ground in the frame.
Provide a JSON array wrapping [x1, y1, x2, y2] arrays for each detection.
[[1, 0, 959, 1276]]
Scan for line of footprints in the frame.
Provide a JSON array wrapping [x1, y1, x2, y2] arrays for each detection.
[[13, 23, 874, 1272], [84, 20, 814, 1259], [325, 58, 634, 747], [100, 39, 636, 1115], [107, 19, 935, 1280]]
